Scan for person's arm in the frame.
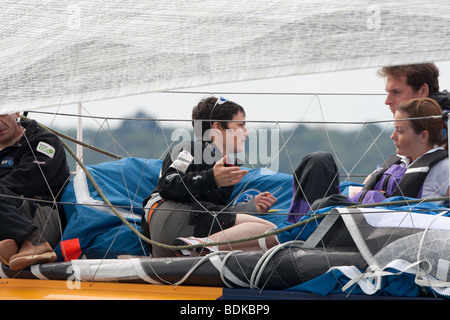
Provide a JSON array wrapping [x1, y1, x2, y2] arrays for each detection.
[[228, 192, 277, 214], [253, 192, 277, 213], [157, 148, 218, 201], [0, 133, 69, 198], [158, 151, 247, 202]]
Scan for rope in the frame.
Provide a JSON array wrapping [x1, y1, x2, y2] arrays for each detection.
[[21, 115, 123, 160]]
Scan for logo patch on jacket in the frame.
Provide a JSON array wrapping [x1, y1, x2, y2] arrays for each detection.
[[170, 150, 194, 173], [0, 157, 14, 168], [36, 141, 55, 158]]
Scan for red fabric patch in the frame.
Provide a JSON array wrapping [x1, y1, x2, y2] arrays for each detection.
[[59, 238, 82, 261]]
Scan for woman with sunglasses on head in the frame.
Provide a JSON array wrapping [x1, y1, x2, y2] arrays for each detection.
[[142, 96, 279, 258], [287, 97, 449, 224]]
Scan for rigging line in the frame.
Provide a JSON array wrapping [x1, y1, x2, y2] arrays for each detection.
[[78, 105, 132, 158], [316, 94, 349, 178], [39, 129, 450, 256], [110, 119, 171, 258], [58, 121, 258, 257], [148, 134, 260, 284], [158, 119, 192, 161], [26, 110, 394, 126], [256, 120, 284, 172], [0, 182, 395, 218], [3, 189, 443, 216], [194, 94, 316, 241], [276, 118, 342, 216], [9, 117, 447, 220], [264, 147, 343, 291], [24, 198, 442, 217], [59, 138, 176, 250], [27, 110, 442, 126], [157, 90, 387, 97], [346, 121, 392, 179], [415, 210, 449, 294], [341, 207, 445, 297], [103, 119, 139, 207], [46, 105, 61, 129], [156, 95, 263, 219], [22, 116, 122, 160], [313, 94, 385, 185], [18, 121, 57, 203], [236, 97, 345, 290], [15, 119, 68, 260], [266, 94, 319, 205], [59, 131, 326, 251], [39, 118, 450, 253], [87, 119, 154, 276], [338, 126, 366, 181]]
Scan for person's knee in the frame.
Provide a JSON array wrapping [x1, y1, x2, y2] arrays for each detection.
[[303, 151, 333, 165]]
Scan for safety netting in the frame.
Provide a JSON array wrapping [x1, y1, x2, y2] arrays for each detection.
[[1, 0, 450, 113]]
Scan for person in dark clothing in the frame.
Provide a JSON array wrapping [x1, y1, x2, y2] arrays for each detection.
[[0, 113, 70, 270], [377, 62, 450, 114], [142, 97, 278, 258], [430, 89, 450, 112]]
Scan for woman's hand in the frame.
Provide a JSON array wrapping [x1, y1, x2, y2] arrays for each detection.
[[254, 192, 277, 213], [213, 156, 248, 187]]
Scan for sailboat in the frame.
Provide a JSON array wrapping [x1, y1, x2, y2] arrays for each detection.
[[2, 0, 450, 301]]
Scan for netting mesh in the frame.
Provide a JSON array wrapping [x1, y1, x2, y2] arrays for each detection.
[[1, 0, 450, 113]]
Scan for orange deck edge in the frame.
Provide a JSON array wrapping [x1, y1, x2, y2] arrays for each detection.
[[0, 278, 223, 300]]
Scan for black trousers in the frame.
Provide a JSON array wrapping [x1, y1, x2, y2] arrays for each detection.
[[288, 151, 341, 223], [0, 185, 37, 246]]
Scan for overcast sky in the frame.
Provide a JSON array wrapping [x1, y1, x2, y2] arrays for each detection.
[[29, 61, 450, 132]]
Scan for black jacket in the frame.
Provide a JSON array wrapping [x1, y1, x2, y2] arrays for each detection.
[[430, 89, 450, 112], [0, 119, 70, 199], [148, 140, 234, 206], [362, 149, 448, 198]]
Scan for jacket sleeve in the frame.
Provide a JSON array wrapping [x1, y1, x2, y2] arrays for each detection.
[[0, 131, 69, 198], [157, 148, 218, 201]]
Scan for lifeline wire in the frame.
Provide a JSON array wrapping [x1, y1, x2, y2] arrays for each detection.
[[14, 111, 450, 295], [30, 115, 450, 252]]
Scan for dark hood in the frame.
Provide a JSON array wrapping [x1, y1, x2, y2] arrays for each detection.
[[430, 89, 450, 112]]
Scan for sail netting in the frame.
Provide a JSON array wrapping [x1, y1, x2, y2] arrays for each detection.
[[1, 0, 450, 114], [3, 1, 450, 300]]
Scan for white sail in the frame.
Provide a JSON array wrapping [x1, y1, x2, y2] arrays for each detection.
[[1, 0, 450, 113]]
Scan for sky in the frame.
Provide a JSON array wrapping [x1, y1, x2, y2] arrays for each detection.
[[28, 60, 450, 132]]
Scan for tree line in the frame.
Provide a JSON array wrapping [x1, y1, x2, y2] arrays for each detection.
[[59, 113, 395, 183]]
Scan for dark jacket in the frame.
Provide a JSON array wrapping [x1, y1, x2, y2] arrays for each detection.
[[362, 149, 448, 198], [0, 119, 70, 199], [148, 140, 234, 206], [430, 89, 450, 112]]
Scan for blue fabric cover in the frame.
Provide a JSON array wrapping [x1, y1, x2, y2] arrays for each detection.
[[55, 158, 293, 260]]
